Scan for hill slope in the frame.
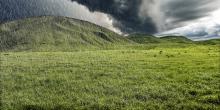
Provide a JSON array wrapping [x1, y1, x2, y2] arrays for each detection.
[[0, 16, 131, 51], [127, 34, 194, 44], [160, 36, 193, 43], [127, 33, 162, 44], [0, 16, 218, 52], [196, 39, 220, 45]]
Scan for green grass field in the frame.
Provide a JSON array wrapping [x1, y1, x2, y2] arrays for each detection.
[[0, 16, 220, 109], [1, 44, 220, 109]]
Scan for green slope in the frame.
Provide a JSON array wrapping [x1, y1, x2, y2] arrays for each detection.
[[160, 36, 193, 43], [0, 16, 218, 52], [0, 16, 131, 51], [127, 34, 194, 44], [127, 33, 162, 44], [196, 39, 220, 45], [128, 34, 219, 46]]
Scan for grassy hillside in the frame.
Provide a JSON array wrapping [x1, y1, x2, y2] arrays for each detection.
[[160, 36, 193, 43], [0, 16, 220, 109], [128, 34, 220, 46], [0, 16, 131, 51], [127, 34, 194, 44], [0, 16, 218, 52], [127, 33, 162, 44], [196, 39, 220, 45]]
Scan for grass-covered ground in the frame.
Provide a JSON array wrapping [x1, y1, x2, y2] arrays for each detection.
[[0, 16, 220, 109], [1, 44, 219, 109]]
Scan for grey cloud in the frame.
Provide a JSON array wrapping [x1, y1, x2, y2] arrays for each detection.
[[71, 0, 157, 34], [187, 25, 220, 40], [158, 24, 220, 41], [163, 0, 220, 24], [0, 0, 69, 21], [71, 0, 220, 34], [0, 0, 119, 33]]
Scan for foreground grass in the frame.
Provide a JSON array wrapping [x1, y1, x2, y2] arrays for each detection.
[[0, 44, 220, 109]]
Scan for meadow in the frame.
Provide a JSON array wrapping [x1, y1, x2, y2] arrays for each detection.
[[1, 44, 220, 110]]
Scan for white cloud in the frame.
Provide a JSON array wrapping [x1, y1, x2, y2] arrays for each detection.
[[139, 0, 166, 32], [157, 9, 220, 40], [46, 0, 122, 34]]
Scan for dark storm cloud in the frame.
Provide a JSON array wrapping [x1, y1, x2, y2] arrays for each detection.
[[0, 0, 63, 22], [71, 0, 157, 34], [71, 0, 220, 34]]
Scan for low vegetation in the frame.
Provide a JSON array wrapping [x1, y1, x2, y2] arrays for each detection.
[[0, 16, 220, 109]]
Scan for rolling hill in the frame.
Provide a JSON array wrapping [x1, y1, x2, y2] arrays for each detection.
[[127, 34, 194, 44], [196, 38, 220, 45], [160, 36, 193, 43], [0, 16, 218, 52], [0, 16, 132, 51], [127, 33, 162, 44]]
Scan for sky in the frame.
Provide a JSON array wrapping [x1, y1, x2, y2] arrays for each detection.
[[0, 0, 220, 40]]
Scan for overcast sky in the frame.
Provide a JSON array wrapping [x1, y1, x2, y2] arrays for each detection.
[[0, 0, 220, 40]]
